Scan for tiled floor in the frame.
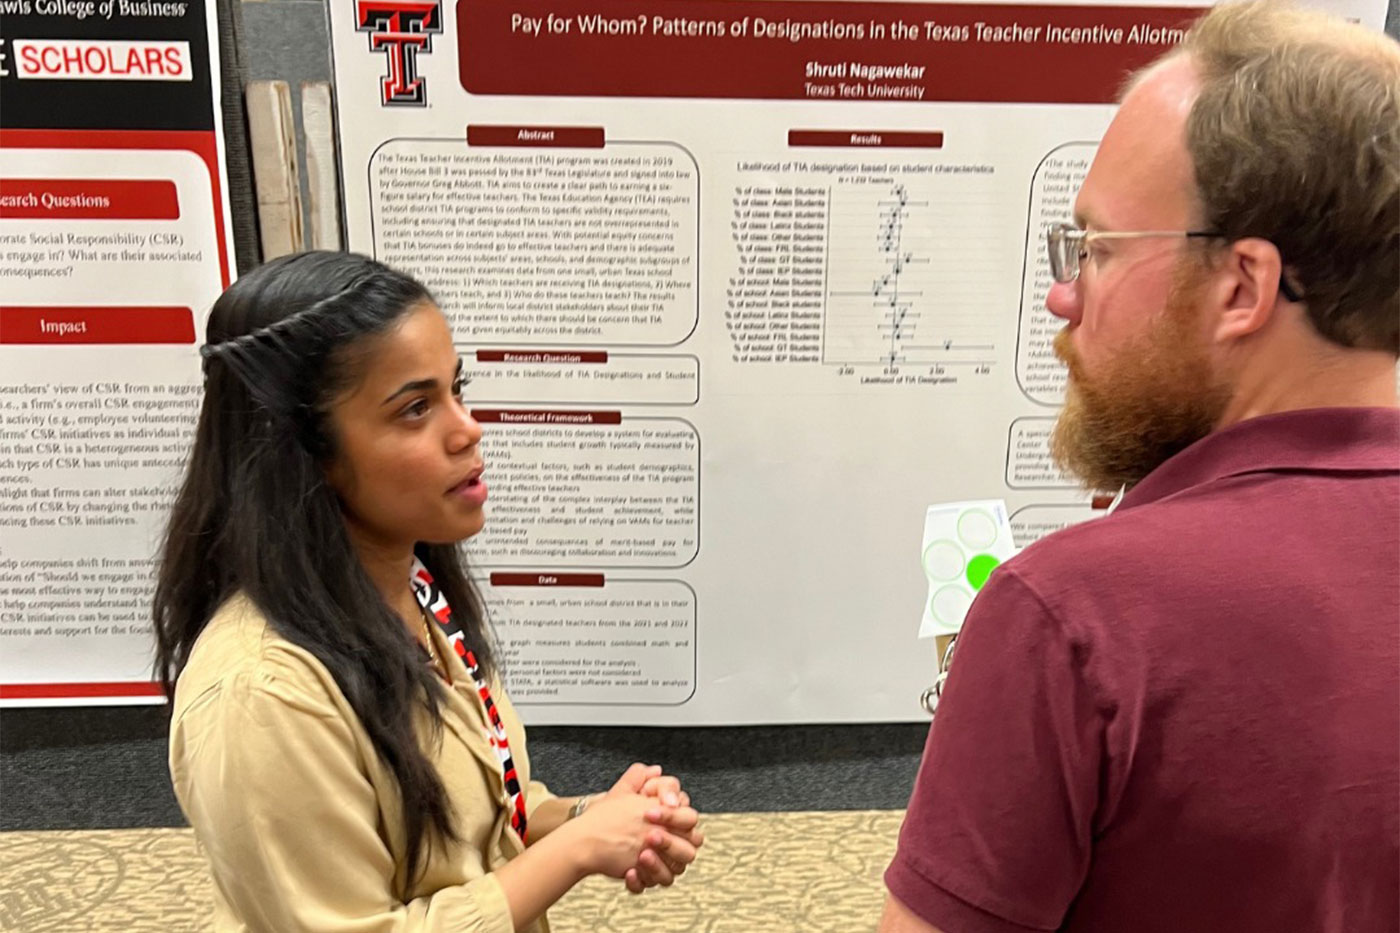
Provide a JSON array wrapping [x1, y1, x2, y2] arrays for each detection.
[[2, 811, 904, 932]]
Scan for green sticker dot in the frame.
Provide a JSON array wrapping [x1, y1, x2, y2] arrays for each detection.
[[966, 554, 1000, 591]]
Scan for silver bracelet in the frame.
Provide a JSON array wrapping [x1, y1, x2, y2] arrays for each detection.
[[569, 794, 593, 820]]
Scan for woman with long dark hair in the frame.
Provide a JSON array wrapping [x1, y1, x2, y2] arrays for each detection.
[[155, 251, 701, 932]]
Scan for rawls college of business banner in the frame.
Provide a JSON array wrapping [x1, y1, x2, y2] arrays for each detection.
[[0, 0, 234, 706]]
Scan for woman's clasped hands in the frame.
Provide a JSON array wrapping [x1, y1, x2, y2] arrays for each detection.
[[564, 763, 704, 894]]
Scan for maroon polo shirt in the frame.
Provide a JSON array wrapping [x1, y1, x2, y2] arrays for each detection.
[[887, 408, 1400, 932]]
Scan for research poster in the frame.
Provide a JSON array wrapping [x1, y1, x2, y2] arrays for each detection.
[[2, 0, 1380, 715], [0, 0, 235, 705], [325, 0, 1386, 724]]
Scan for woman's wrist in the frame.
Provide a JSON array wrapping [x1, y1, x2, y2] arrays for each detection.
[[568, 794, 594, 820], [545, 808, 595, 880], [494, 827, 590, 927]]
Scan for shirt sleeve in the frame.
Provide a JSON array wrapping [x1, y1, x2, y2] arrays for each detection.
[[525, 779, 556, 821], [169, 652, 516, 933], [885, 567, 1103, 933]]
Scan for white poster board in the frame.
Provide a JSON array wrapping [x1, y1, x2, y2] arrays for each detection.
[[324, 0, 1386, 724]]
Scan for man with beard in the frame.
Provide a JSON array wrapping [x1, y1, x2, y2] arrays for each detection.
[[880, 3, 1399, 932]]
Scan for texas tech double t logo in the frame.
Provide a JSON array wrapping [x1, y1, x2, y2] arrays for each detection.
[[355, 0, 443, 106]]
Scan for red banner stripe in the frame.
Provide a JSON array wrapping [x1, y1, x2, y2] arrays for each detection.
[[0, 681, 164, 699]]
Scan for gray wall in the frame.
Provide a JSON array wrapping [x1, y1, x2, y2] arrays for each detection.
[[1, 705, 928, 829]]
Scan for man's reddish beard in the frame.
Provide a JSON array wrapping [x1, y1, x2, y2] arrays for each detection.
[[1050, 261, 1230, 492]]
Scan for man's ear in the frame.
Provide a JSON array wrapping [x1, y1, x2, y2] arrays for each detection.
[[1211, 237, 1287, 343]]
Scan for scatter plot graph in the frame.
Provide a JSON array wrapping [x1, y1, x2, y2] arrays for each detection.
[[823, 180, 1003, 369], [872, 185, 926, 364]]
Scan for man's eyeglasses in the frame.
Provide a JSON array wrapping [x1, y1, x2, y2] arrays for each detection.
[[1045, 222, 1303, 302]]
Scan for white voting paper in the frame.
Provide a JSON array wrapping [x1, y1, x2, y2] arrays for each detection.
[[918, 500, 1018, 638]]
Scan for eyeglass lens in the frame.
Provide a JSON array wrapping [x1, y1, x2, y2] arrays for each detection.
[[1046, 224, 1079, 284]]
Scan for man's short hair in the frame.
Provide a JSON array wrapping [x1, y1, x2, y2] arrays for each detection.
[[1171, 1, 1399, 353]]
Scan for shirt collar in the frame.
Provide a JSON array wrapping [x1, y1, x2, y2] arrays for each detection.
[[1119, 407, 1400, 512]]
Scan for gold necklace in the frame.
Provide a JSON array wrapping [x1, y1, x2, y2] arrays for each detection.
[[419, 608, 442, 670]]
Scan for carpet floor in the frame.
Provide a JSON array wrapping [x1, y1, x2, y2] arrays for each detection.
[[2, 810, 906, 932]]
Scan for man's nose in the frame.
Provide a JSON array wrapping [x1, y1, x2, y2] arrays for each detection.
[[1046, 279, 1082, 325]]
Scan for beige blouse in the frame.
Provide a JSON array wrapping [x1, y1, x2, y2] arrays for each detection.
[[169, 593, 554, 933]]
